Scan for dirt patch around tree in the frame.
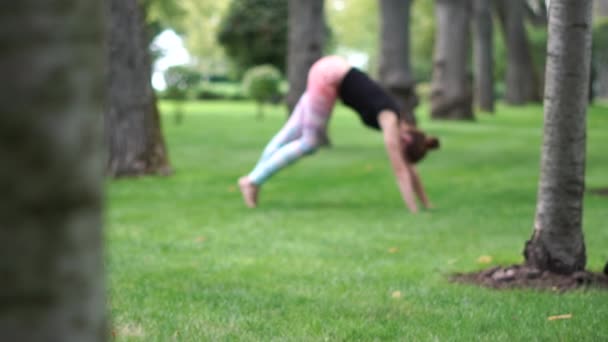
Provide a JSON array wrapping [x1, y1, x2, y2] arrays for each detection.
[[588, 187, 608, 197], [450, 264, 608, 292]]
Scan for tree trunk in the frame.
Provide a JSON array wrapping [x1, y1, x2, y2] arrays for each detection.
[[105, 0, 172, 177], [597, 65, 608, 99], [287, 0, 326, 113], [473, 0, 495, 113], [495, 0, 541, 104], [0, 1, 107, 341], [598, 0, 608, 16], [378, 0, 419, 125], [594, 1, 608, 99], [524, 0, 593, 275], [430, 0, 475, 120]]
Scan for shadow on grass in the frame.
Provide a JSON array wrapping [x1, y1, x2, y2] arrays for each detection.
[[263, 200, 401, 211]]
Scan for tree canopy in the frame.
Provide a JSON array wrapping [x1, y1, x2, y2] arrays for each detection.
[[217, 0, 288, 76]]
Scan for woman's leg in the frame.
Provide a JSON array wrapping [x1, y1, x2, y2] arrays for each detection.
[[239, 93, 332, 207], [252, 93, 308, 168], [238, 94, 307, 208], [247, 96, 327, 185], [238, 56, 346, 208]]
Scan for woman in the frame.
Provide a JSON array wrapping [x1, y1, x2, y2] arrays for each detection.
[[238, 56, 439, 213]]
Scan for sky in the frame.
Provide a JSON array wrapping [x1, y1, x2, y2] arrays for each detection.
[[151, 30, 191, 91]]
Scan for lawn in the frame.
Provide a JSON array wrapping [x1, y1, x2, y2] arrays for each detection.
[[107, 100, 608, 341]]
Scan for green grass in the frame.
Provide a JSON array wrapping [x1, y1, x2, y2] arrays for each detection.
[[108, 100, 608, 341]]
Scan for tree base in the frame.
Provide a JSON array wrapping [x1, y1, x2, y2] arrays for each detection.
[[589, 187, 608, 197], [451, 264, 608, 292], [430, 93, 474, 120]]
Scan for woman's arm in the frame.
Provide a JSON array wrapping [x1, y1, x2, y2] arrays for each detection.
[[377, 111, 418, 213], [408, 166, 433, 209]]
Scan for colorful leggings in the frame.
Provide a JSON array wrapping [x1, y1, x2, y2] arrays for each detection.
[[247, 92, 335, 185]]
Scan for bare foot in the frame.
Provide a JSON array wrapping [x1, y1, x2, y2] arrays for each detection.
[[238, 176, 259, 208]]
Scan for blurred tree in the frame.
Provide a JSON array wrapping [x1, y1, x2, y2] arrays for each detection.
[[524, 0, 593, 274], [178, 0, 230, 77], [378, 0, 418, 125], [0, 1, 106, 340], [495, 0, 541, 104], [473, 0, 495, 113], [287, 0, 327, 112], [143, 0, 185, 38], [598, 0, 608, 16], [410, 1, 436, 81], [325, 0, 378, 69], [218, 0, 288, 77], [243, 65, 282, 119], [105, 0, 172, 177], [164, 65, 202, 97], [430, 0, 474, 120], [524, 0, 548, 26], [594, 19, 608, 99], [326, 0, 435, 80], [164, 65, 203, 124]]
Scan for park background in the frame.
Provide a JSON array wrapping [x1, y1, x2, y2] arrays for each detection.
[[2, 0, 608, 341], [104, 1, 608, 340]]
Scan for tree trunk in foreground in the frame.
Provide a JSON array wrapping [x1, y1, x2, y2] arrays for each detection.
[[473, 0, 495, 113], [0, 1, 107, 340], [287, 0, 326, 113], [524, 0, 593, 274], [495, 0, 541, 104], [431, 0, 475, 120], [378, 0, 418, 125], [105, 0, 172, 177]]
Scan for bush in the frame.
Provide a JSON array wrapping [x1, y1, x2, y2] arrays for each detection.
[[193, 82, 247, 101], [242, 65, 282, 118], [163, 65, 202, 100]]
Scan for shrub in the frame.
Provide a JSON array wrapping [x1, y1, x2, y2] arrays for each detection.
[[163, 65, 202, 100], [242, 65, 282, 119]]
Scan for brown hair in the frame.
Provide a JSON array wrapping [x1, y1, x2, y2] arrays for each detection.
[[401, 128, 440, 163]]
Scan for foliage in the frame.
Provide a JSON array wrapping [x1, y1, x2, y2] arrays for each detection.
[[326, 0, 379, 70], [178, 0, 231, 77], [141, 0, 186, 39], [217, 0, 288, 77], [109, 100, 608, 340], [194, 82, 247, 101], [163, 65, 202, 100], [141, 0, 231, 76]]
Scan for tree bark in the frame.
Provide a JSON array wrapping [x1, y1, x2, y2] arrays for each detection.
[[524, 0, 593, 275], [287, 0, 326, 113], [598, 0, 608, 16], [0, 1, 107, 341], [105, 0, 172, 177], [595, 1, 608, 99], [597, 63, 608, 100], [378, 0, 419, 125], [495, 0, 541, 104], [473, 0, 495, 113], [430, 0, 475, 120]]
